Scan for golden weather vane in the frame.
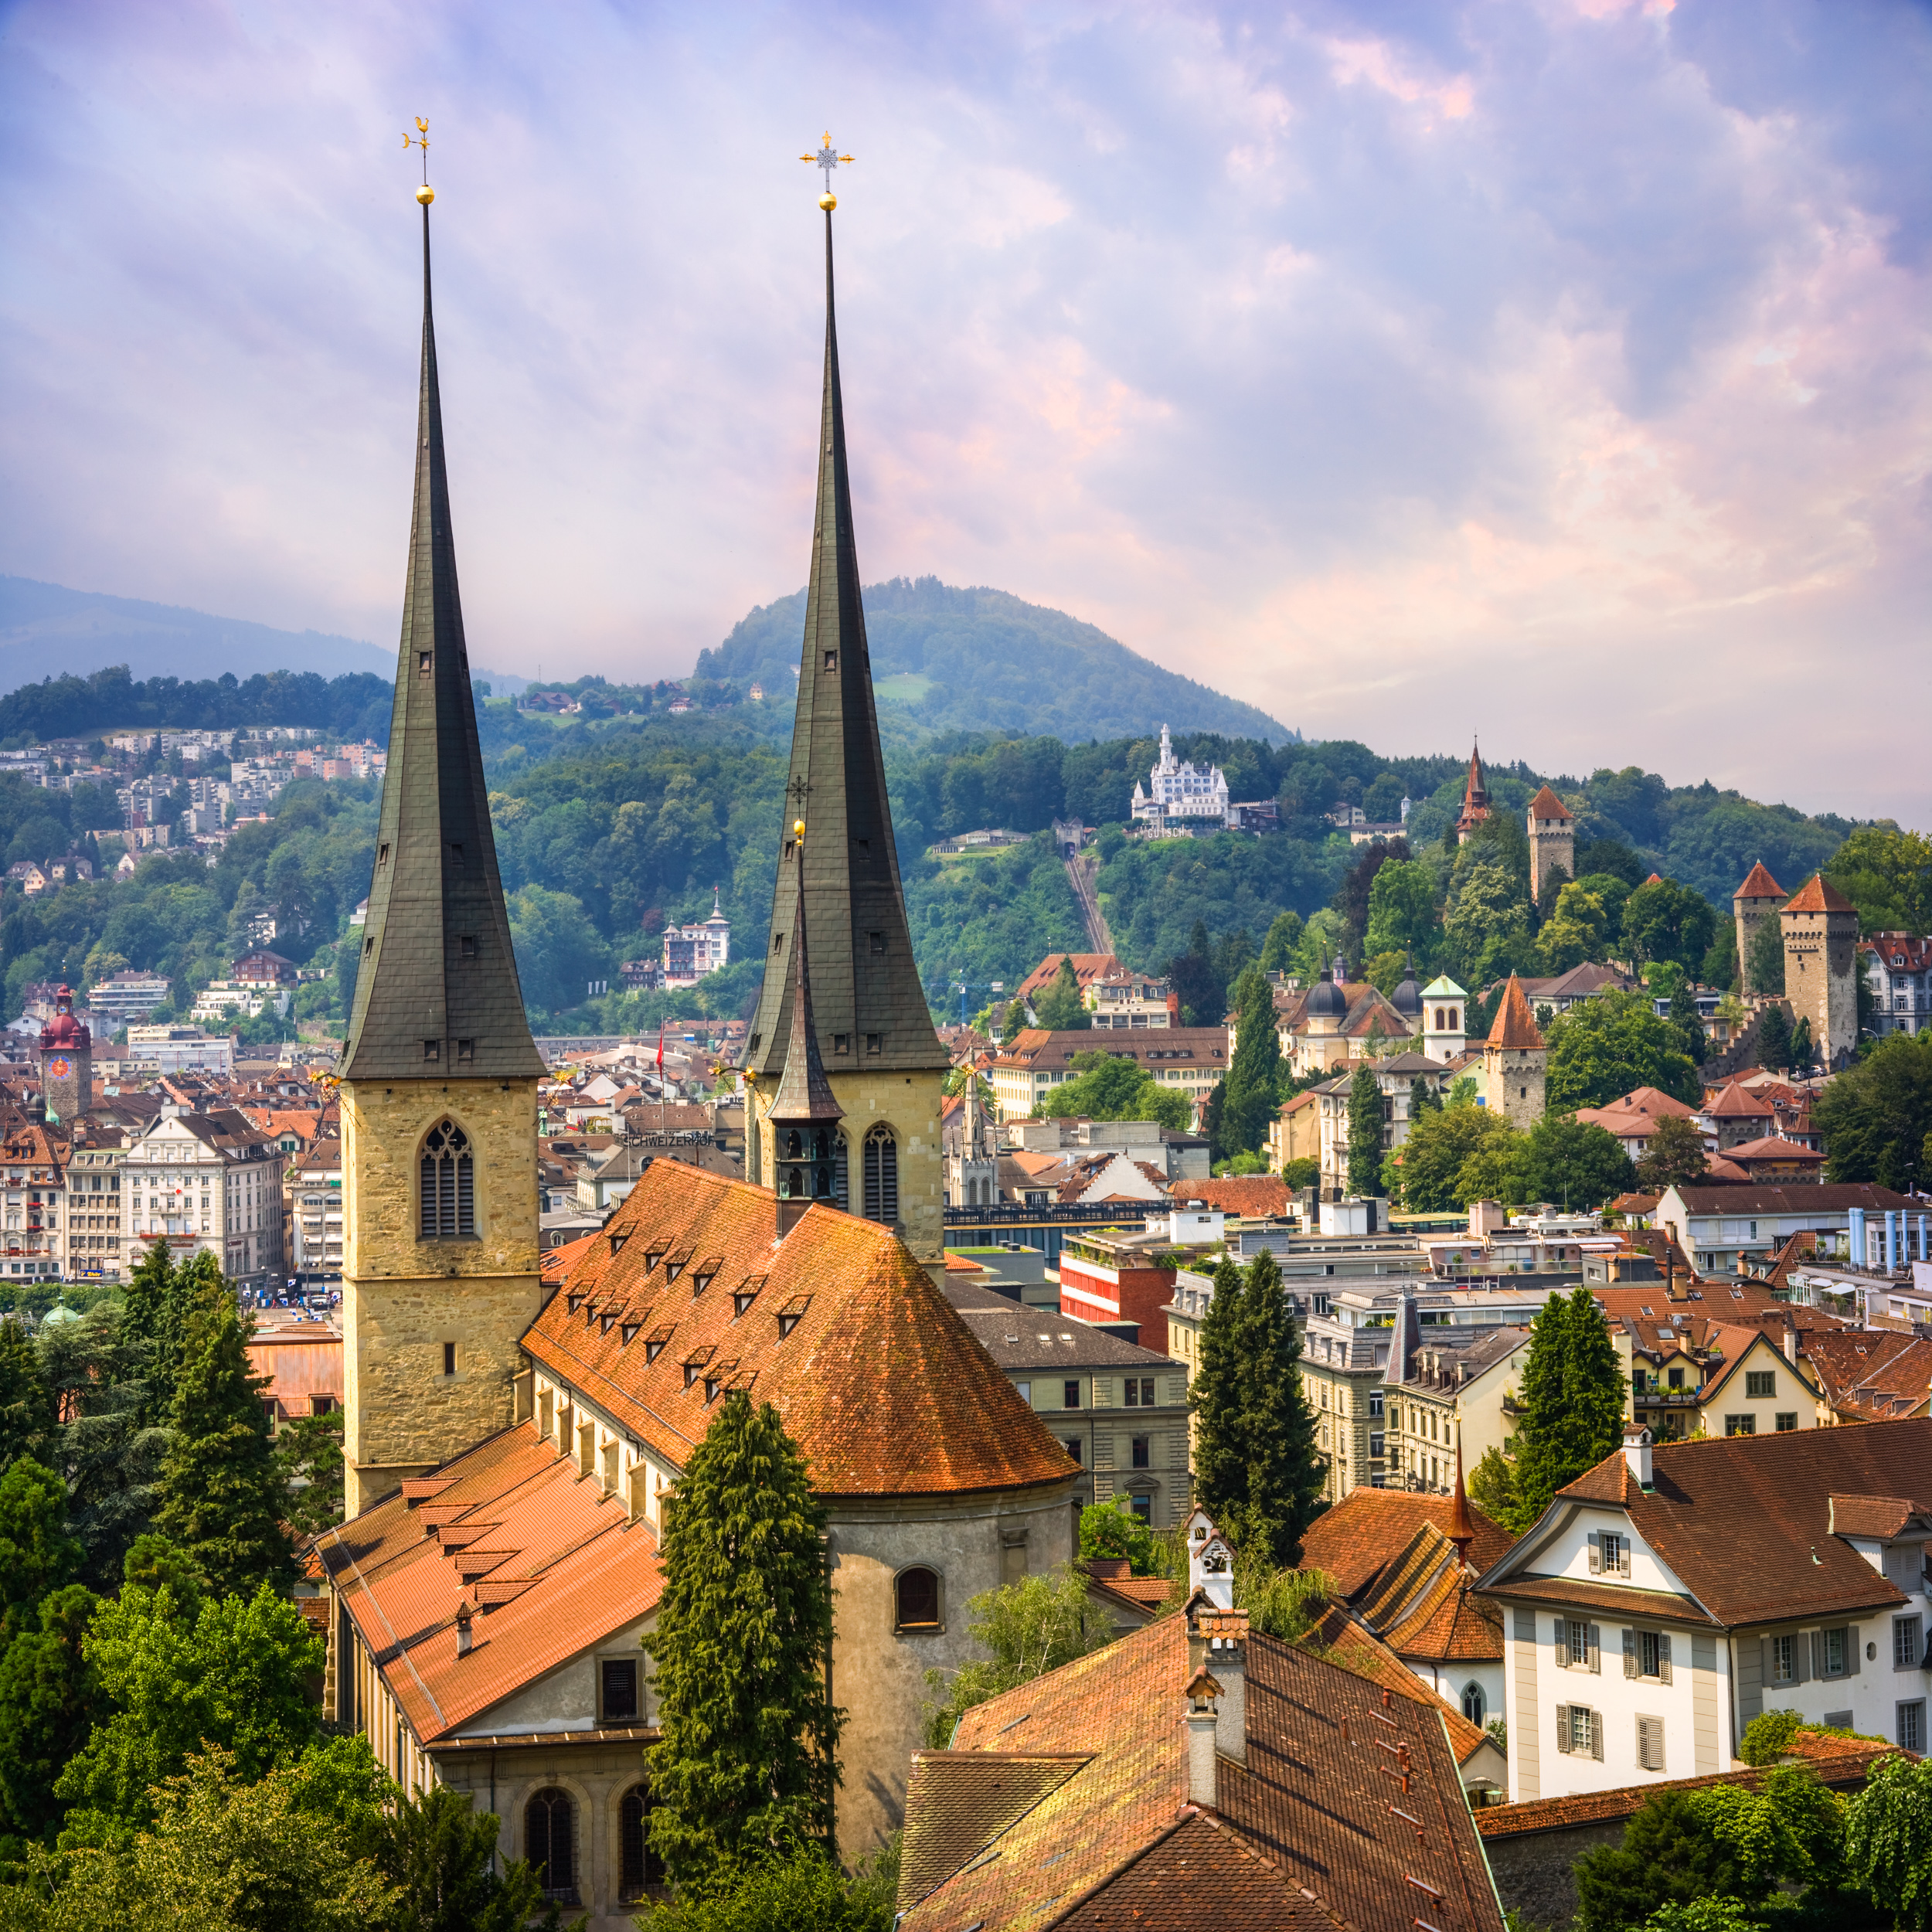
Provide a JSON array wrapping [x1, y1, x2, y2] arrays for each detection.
[[799, 131, 853, 210], [403, 116, 434, 204]]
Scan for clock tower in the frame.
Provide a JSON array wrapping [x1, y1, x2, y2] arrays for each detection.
[[39, 986, 92, 1124]]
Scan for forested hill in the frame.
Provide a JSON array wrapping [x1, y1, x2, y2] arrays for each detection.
[[0, 664, 395, 747], [695, 576, 1297, 744]]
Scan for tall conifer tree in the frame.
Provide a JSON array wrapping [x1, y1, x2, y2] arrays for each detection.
[[645, 1394, 842, 1889], [153, 1273, 291, 1600], [1509, 1287, 1625, 1532], [0, 1316, 53, 1470], [1222, 968, 1284, 1156], [1188, 1257, 1247, 1529], [1233, 1250, 1325, 1566], [1347, 1067, 1384, 1197]]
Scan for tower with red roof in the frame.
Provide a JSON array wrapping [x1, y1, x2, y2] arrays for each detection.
[[1454, 740, 1491, 845], [1733, 861, 1785, 998], [1526, 784, 1574, 904], [38, 985, 91, 1124], [1781, 874, 1859, 1067]]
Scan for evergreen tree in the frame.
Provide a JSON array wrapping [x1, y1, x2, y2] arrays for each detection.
[[1231, 1250, 1325, 1567], [1789, 1015, 1813, 1070], [1259, 910, 1304, 975], [1668, 983, 1707, 1066], [1757, 1005, 1792, 1073], [1635, 1115, 1709, 1192], [0, 1583, 103, 1854], [0, 1315, 53, 1470], [274, 1408, 345, 1540], [153, 1274, 291, 1602], [1509, 1287, 1626, 1532], [1032, 957, 1090, 1032], [1221, 967, 1283, 1156], [1346, 1068, 1384, 1198], [0, 1458, 83, 1644], [1746, 917, 1786, 996], [645, 1395, 842, 1889], [1165, 920, 1220, 1028], [1409, 1077, 1440, 1125], [1188, 1258, 1247, 1533]]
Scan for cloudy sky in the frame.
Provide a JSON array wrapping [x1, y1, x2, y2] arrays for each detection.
[[2, 0, 1927, 822]]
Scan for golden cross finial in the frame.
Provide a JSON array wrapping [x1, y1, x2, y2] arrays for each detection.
[[403, 116, 434, 204], [799, 131, 853, 209]]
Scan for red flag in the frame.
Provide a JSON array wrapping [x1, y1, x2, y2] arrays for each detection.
[[655, 1022, 665, 1075]]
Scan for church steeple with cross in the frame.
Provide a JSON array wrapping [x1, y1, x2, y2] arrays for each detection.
[[742, 162, 950, 1260]]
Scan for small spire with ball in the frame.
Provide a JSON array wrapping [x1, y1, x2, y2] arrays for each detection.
[[404, 115, 434, 205], [800, 131, 852, 211]]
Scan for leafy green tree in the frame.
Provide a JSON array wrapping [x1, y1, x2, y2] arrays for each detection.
[[1622, 878, 1716, 975], [56, 1573, 324, 1845], [1523, 1114, 1637, 1211], [1668, 983, 1707, 1067], [645, 1395, 842, 1888], [1455, 1123, 1534, 1207], [1815, 1032, 1932, 1192], [1573, 1789, 1748, 1932], [1844, 1750, 1932, 1930], [1409, 1077, 1440, 1125], [1034, 1049, 1190, 1130], [1444, 862, 1532, 985], [923, 1566, 1114, 1747], [273, 1408, 345, 1541], [375, 1780, 564, 1932], [1509, 1288, 1626, 1533], [0, 1318, 53, 1471], [1079, 1502, 1156, 1575], [1634, 1901, 1755, 1932], [1700, 926, 1739, 993], [1032, 956, 1090, 1032], [1746, 916, 1786, 995], [1259, 910, 1304, 975], [0, 1459, 83, 1644], [1234, 1561, 1335, 1642], [1345, 1068, 1384, 1198], [1363, 859, 1437, 961], [1824, 825, 1932, 934], [1685, 1763, 1844, 1897], [1757, 1002, 1793, 1073], [1789, 1013, 1814, 1070], [1546, 990, 1699, 1111], [1281, 1155, 1318, 1191], [154, 1276, 291, 1603], [632, 1838, 893, 1932], [1635, 1114, 1709, 1192], [1392, 1104, 1518, 1210], [1539, 881, 1614, 974], [1222, 968, 1284, 1157], [0, 1583, 103, 1855], [1468, 1447, 1518, 1526]]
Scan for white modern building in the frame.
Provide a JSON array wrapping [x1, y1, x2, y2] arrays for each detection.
[[661, 889, 731, 987], [1131, 724, 1230, 834]]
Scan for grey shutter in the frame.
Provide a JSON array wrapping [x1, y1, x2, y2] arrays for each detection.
[[1659, 1632, 1673, 1685], [1623, 1628, 1638, 1679], [1847, 1626, 1861, 1676], [1588, 1624, 1602, 1674], [1793, 1632, 1809, 1685], [1555, 1704, 1572, 1753], [1590, 1708, 1604, 1760], [1588, 1529, 1603, 1574], [1810, 1631, 1825, 1681], [1556, 1617, 1569, 1666], [1620, 1540, 1633, 1579], [1760, 1634, 1773, 1689]]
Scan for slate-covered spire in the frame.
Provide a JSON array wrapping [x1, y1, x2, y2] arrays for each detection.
[[342, 202, 542, 1083], [768, 858, 842, 1128], [744, 209, 947, 1081]]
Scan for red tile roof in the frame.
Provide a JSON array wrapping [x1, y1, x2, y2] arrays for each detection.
[[1015, 953, 1123, 999], [1486, 974, 1546, 1050], [1294, 1604, 1495, 1764], [1527, 784, 1573, 821], [1706, 1083, 1776, 1118], [1784, 874, 1856, 915], [1725, 1135, 1826, 1164], [1354, 1524, 1504, 1663], [1172, 1176, 1290, 1219], [532, 1159, 1077, 1498], [1734, 862, 1784, 901], [1526, 1419, 1932, 1627], [1298, 1488, 1515, 1600], [315, 1423, 663, 1744]]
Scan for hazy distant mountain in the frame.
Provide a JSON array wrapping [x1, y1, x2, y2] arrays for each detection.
[[0, 577, 396, 694], [696, 576, 1298, 744]]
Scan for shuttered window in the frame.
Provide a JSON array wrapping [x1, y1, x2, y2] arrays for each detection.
[[419, 1120, 474, 1238], [862, 1126, 898, 1225], [1638, 1715, 1666, 1772]]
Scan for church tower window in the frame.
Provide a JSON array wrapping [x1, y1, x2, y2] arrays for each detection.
[[419, 1120, 474, 1238], [863, 1126, 899, 1225]]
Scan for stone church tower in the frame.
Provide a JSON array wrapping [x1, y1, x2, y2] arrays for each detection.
[[1781, 874, 1859, 1068], [740, 211, 951, 1261], [1733, 862, 1785, 997], [337, 189, 546, 1516], [1526, 785, 1574, 905], [1481, 974, 1546, 1128]]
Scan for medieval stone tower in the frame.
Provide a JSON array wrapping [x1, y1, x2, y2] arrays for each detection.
[[1733, 862, 1785, 997], [1781, 875, 1859, 1068], [1526, 785, 1574, 905], [38, 987, 91, 1124], [337, 190, 546, 1517], [740, 209, 951, 1262], [1481, 975, 1546, 1128]]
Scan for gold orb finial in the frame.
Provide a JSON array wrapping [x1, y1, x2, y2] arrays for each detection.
[[793, 818, 806, 839], [801, 133, 853, 211], [818, 192, 836, 212], [416, 182, 435, 206], [405, 116, 432, 202]]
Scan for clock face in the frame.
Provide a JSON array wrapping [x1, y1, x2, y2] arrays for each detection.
[[46, 1057, 70, 1080]]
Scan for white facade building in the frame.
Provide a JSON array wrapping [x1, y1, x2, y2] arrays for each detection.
[[661, 889, 732, 987], [1131, 725, 1231, 833]]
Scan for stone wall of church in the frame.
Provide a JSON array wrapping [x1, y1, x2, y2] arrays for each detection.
[[341, 1075, 542, 1515], [827, 1478, 1079, 1854], [746, 1066, 947, 1262]]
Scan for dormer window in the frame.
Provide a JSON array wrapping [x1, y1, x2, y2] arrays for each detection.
[[620, 1322, 640, 1346], [418, 651, 433, 677]]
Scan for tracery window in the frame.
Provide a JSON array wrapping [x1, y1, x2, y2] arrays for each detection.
[[419, 1120, 474, 1238], [524, 1787, 575, 1900], [862, 1125, 898, 1225]]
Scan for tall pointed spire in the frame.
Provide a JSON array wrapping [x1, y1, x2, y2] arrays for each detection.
[[342, 199, 542, 1083], [744, 206, 946, 1084], [767, 845, 843, 1235]]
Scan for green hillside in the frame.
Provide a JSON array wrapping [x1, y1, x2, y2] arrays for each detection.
[[694, 575, 1297, 745]]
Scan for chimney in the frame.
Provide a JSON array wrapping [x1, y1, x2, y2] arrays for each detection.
[[1190, 1607, 1250, 1767], [1185, 1665, 1221, 1808], [1782, 1319, 1800, 1366], [1187, 1511, 1236, 1610], [455, 1600, 474, 1656], [1622, 1423, 1654, 1491]]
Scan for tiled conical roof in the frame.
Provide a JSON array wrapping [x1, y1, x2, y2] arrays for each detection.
[[1784, 874, 1856, 915], [1735, 861, 1784, 902], [1485, 974, 1545, 1050], [342, 202, 541, 1083], [1526, 784, 1572, 821]]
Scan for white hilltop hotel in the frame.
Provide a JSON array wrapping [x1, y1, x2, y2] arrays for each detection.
[[1131, 724, 1231, 833]]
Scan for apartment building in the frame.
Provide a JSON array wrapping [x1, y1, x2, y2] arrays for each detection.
[[288, 1139, 343, 1284], [984, 1026, 1229, 1126]]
